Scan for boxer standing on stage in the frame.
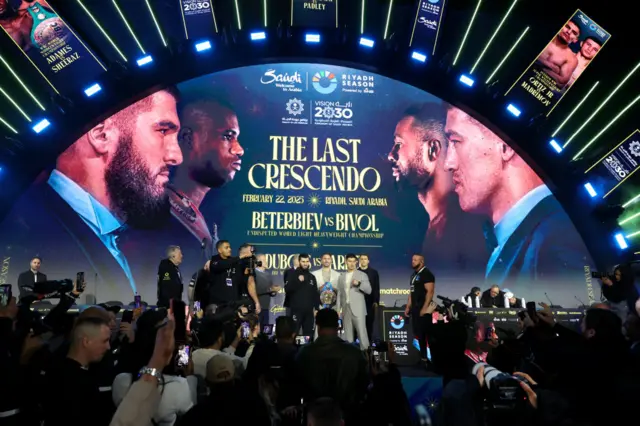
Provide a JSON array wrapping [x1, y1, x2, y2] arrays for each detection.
[[285, 253, 318, 337], [404, 254, 435, 362], [358, 254, 380, 344]]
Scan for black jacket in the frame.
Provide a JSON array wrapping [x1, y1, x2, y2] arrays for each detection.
[[359, 267, 380, 307], [157, 258, 183, 307], [283, 268, 296, 308], [296, 335, 369, 412], [284, 267, 318, 311], [208, 255, 241, 305], [480, 289, 505, 308], [17, 270, 47, 299]]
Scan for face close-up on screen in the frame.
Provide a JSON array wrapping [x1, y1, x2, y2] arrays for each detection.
[[0, 63, 593, 309]]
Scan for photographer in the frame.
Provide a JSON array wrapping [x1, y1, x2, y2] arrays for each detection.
[[599, 265, 634, 321]]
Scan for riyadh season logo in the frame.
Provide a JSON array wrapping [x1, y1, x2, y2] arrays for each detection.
[[286, 98, 304, 116], [312, 70, 338, 95], [390, 314, 405, 330], [629, 141, 640, 158]]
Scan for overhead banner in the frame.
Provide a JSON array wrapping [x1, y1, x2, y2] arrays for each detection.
[[586, 130, 640, 198], [505, 9, 609, 116], [291, 0, 338, 28], [179, 0, 217, 39], [0, 0, 105, 94], [409, 0, 448, 55]]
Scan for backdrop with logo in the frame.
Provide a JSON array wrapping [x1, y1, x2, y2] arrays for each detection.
[[0, 63, 594, 313]]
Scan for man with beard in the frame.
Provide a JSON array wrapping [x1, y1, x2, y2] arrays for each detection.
[[388, 103, 486, 273], [170, 96, 244, 252], [0, 88, 182, 303], [535, 19, 581, 89], [0, 0, 65, 52], [443, 105, 591, 305]]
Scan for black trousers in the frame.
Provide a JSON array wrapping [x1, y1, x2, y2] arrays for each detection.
[[365, 303, 375, 343], [291, 308, 315, 336], [411, 311, 430, 359]]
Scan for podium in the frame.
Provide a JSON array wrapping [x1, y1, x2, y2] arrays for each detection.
[[380, 309, 420, 366]]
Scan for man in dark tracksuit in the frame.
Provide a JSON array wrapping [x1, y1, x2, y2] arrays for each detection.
[[284, 253, 318, 336], [157, 245, 184, 307]]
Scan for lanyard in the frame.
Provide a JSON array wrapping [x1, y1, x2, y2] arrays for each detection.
[[412, 267, 425, 284]]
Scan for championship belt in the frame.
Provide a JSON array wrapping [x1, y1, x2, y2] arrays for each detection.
[[320, 282, 336, 309]]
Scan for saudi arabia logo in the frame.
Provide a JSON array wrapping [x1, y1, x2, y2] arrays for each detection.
[[312, 71, 338, 95]]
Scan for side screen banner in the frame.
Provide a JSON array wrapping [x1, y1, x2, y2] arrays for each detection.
[[179, 0, 217, 39], [291, 0, 337, 28], [0, 0, 105, 93], [506, 9, 609, 116], [586, 130, 640, 198], [409, 0, 447, 55]]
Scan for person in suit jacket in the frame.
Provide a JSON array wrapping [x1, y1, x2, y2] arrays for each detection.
[[444, 105, 591, 306], [17, 256, 47, 299], [311, 253, 341, 310], [0, 88, 183, 304], [336, 253, 371, 350]]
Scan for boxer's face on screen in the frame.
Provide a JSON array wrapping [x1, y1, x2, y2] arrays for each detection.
[[444, 107, 504, 214], [181, 102, 243, 187], [0, 0, 10, 17], [105, 91, 182, 226], [389, 117, 431, 187]]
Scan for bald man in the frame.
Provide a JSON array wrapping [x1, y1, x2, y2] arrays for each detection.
[[388, 103, 487, 271], [444, 105, 591, 304], [171, 95, 244, 250]]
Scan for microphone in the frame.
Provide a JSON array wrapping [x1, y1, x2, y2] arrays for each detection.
[[574, 295, 587, 310], [544, 292, 554, 307]]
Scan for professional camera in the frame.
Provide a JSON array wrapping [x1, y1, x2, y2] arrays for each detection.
[[18, 279, 75, 302], [472, 362, 530, 411]]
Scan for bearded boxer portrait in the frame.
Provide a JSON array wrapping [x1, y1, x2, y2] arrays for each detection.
[[388, 103, 487, 274], [0, 88, 183, 303]]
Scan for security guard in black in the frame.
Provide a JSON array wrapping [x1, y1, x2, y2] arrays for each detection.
[[157, 246, 184, 308], [406, 254, 435, 360], [206, 240, 252, 305]]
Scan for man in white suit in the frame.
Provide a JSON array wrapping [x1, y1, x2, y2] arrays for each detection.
[[337, 253, 371, 350], [312, 253, 341, 310]]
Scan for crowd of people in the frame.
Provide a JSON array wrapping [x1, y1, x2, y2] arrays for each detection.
[[0, 283, 411, 426]]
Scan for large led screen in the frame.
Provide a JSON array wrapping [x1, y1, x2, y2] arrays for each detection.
[[0, 63, 594, 310]]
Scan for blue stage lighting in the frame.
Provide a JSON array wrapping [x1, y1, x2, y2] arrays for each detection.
[[359, 37, 374, 48], [411, 51, 427, 62], [250, 31, 266, 41], [615, 233, 628, 250], [305, 33, 320, 43], [584, 182, 597, 198], [459, 74, 475, 87], [195, 40, 212, 52], [549, 139, 563, 153], [506, 103, 521, 117], [84, 83, 101, 97], [136, 55, 153, 66], [33, 118, 50, 134]]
